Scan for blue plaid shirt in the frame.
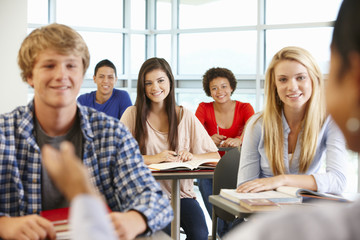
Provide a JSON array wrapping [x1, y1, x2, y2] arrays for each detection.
[[0, 101, 173, 234]]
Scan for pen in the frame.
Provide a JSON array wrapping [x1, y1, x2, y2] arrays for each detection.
[[217, 124, 225, 146]]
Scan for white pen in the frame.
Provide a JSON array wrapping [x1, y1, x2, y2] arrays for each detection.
[[217, 125, 225, 146]]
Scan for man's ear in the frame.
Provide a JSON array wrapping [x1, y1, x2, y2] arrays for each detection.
[[26, 76, 34, 88], [93, 75, 96, 83]]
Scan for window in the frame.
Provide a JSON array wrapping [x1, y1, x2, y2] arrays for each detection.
[[178, 31, 257, 75], [27, 0, 342, 111], [179, 0, 257, 28], [266, 0, 342, 24], [79, 31, 123, 78], [27, 0, 48, 24], [266, 27, 333, 73], [28, 0, 357, 192], [56, 0, 123, 28]]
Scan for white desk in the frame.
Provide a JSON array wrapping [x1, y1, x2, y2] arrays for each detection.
[[153, 171, 214, 240]]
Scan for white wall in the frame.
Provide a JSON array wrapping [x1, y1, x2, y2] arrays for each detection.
[[0, 0, 28, 114]]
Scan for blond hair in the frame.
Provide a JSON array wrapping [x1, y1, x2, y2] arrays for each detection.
[[18, 23, 90, 82], [258, 46, 326, 175]]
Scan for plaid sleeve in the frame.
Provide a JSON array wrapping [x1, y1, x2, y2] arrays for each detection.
[[111, 124, 173, 234]]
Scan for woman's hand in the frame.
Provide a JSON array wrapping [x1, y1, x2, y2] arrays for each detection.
[[236, 175, 285, 193], [211, 134, 226, 146], [177, 150, 193, 162], [221, 137, 242, 148], [154, 150, 179, 163]]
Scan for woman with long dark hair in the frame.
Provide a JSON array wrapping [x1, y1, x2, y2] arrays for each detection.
[[121, 57, 220, 239]]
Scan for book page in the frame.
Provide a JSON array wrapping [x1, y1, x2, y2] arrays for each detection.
[[148, 161, 193, 171], [276, 186, 301, 197], [185, 158, 219, 168], [148, 158, 219, 171], [220, 189, 297, 200]]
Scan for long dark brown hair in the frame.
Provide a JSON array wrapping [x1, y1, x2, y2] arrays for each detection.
[[134, 57, 178, 154]]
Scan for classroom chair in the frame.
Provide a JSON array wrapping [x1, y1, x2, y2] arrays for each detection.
[[211, 147, 241, 240]]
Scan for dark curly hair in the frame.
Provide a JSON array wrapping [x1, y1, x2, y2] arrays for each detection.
[[202, 67, 237, 97]]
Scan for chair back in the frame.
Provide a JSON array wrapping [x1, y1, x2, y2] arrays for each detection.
[[213, 147, 241, 221]]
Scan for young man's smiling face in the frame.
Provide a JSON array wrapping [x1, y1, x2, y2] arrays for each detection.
[[93, 66, 117, 99], [27, 48, 84, 111]]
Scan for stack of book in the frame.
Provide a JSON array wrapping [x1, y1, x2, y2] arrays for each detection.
[[40, 207, 70, 240], [220, 186, 350, 212], [238, 198, 281, 212]]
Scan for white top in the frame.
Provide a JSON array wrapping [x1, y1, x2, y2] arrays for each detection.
[[69, 195, 116, 240], [238, 112, 347, 194]]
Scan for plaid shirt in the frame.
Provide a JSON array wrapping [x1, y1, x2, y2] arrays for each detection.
[[0, 101, 173, 234]]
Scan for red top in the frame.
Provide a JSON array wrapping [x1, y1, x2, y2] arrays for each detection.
[[195, 101, 255, 155]]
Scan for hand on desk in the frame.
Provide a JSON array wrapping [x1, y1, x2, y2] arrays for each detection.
[[177, 150, 193, 162], [236, 176, 284, 193], [0, 215, 56, 240], [144, 150, 193, 164]]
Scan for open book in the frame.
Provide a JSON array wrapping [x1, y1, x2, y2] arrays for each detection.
[[148, 158, 219, 171], [220, 186, 350, 205], [276, 186, 351, 203]]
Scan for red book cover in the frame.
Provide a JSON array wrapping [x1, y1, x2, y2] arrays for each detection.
[[40, 207, 70, 236], [40, 207, 69, 225]]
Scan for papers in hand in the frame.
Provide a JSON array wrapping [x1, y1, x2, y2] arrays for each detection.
[[148, 158, 219, 171]]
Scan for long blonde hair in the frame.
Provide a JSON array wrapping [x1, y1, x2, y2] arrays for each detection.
[[260, 46, 326, 175]]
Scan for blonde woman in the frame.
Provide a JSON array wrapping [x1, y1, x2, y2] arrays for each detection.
[[236, 46, 347, 194]]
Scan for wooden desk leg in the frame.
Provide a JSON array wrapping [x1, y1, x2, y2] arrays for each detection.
[[212, 206, 217, 240], [171, 179, 180, 240]]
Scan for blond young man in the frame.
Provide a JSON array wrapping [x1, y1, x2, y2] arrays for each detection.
[[0, 23, 172, 240]]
